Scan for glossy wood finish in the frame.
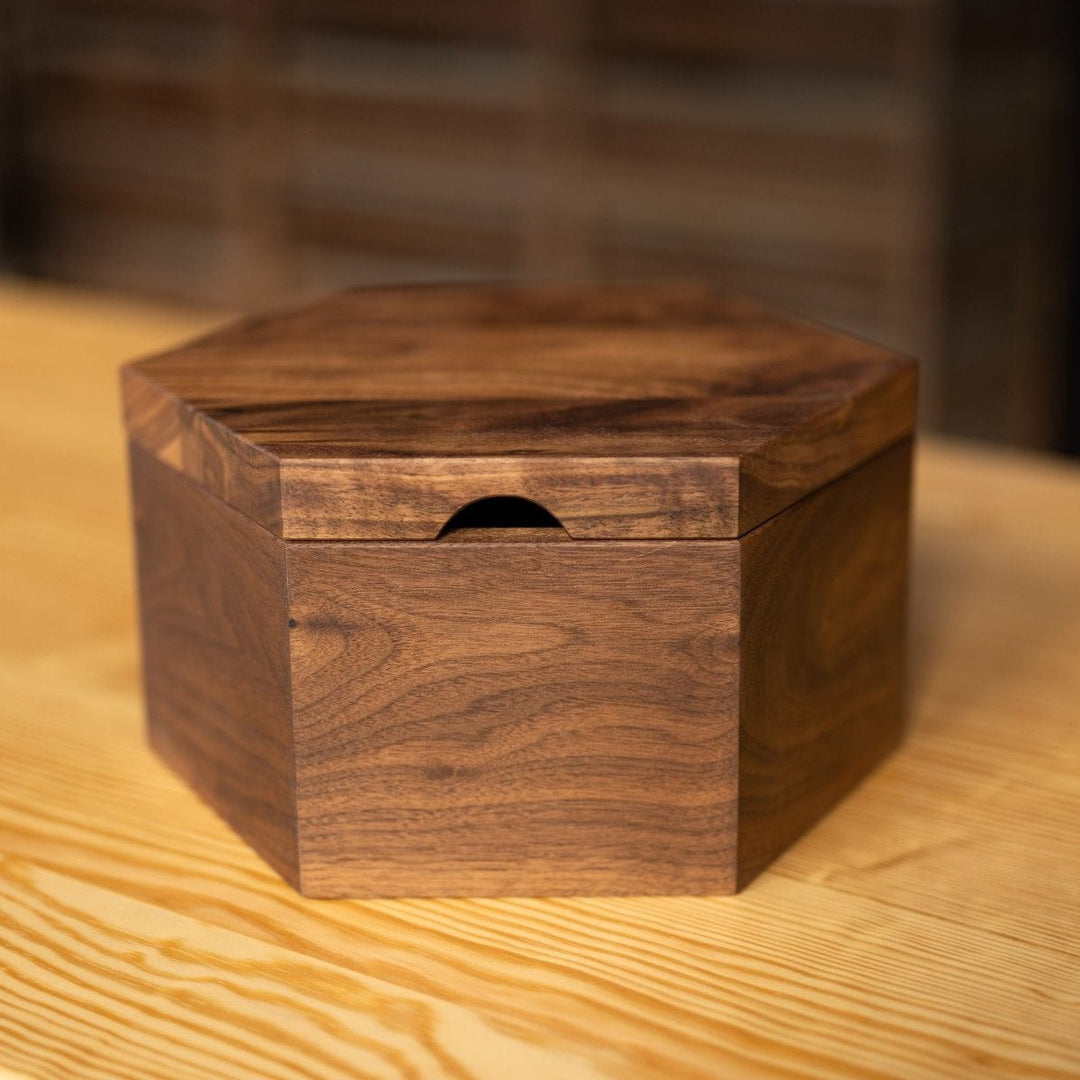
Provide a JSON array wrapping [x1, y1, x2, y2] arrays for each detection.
[[739, 440, 912, 887], [6, 281, 1079, 1078], [122, 282, 916, 539], [287, 539, 740, 897]]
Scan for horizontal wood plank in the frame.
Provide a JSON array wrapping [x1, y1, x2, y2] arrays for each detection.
[[286, 537, 740, 897]]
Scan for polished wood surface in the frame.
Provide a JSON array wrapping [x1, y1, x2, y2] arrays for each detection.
[[122, 282, 916, 539], [2, 279, 1079, 1078]]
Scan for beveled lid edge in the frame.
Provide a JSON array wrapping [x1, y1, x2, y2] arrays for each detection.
[[120, 283, 918, 541]]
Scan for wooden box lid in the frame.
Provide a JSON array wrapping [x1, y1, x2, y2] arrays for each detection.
[[121, 282, 916, 540]]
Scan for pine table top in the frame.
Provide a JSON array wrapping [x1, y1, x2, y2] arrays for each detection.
[[1, 278, 1077, 1079]]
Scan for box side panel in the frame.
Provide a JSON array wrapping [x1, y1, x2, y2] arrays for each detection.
[[738, 439, 913, 888], [286, 540, 740, 898], [129, 442, 298, 887]]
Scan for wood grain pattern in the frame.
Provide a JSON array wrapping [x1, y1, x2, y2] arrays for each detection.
[[121, 365, 283, 534], [2, 279, 1080, 1078], [122, 281, 916, 539], [120, 279, 913, 898], [280, 453, 742, 540], [738, 440, 913, 887], [286, 538, 740, 897], [737, 366, 916, 533], [129, 441, 298, 888]]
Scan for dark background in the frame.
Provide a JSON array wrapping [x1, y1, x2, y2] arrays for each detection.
[[2, 0, 1076, 453]]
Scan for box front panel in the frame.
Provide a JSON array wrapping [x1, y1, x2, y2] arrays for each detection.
[[286, 540, 739, 897]]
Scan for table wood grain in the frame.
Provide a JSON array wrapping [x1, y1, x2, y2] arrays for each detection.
[[1, 278, 1078, 1079]]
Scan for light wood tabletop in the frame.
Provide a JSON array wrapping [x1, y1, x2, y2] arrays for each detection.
[[1, 277, 1078, 1080]]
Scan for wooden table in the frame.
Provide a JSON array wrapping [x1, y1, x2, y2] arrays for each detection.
[[1, 278, 1078, 1079]]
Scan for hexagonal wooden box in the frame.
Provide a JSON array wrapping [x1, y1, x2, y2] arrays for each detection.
[[122, 282, 915, 897]]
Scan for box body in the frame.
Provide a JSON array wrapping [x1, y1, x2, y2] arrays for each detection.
[[130, 430, 911, 897]]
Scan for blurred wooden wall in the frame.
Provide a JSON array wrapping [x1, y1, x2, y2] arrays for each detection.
[[0, 0, 1072, 448]]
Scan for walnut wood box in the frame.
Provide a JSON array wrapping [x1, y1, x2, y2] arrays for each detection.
[[122, 283, 916, 898]]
